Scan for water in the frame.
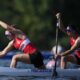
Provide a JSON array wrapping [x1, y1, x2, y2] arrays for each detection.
[[0, 76, 75, 80], [0, 59, 77, 80], [0, 76, 74, 80]]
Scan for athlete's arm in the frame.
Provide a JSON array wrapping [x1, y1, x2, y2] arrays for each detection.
[[0, 21, 16, 31], [0, 21, 8, 29], [0, 21, 26, 39], [0, 40, 14, 57], [61, 37, 80, 56], [0, 21, 20, 33]]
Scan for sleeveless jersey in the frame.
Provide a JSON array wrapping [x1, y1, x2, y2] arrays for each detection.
[[70, 35, 80, 58], [13, 37, 37, 54]]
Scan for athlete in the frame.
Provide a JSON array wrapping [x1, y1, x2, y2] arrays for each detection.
[[56, 13, 80, 69], [0, 20, 45, 69]]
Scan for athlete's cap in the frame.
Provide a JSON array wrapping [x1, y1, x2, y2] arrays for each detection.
[[66, 25, 77, 32], [66, 26, 72, 31], [5, 30, 11, 36]]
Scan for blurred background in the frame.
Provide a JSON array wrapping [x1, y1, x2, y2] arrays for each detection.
[[0, 0, 80, 51]]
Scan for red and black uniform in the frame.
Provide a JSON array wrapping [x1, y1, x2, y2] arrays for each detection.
[[13, 37, 44, 68], [70, 35, 80, 64]]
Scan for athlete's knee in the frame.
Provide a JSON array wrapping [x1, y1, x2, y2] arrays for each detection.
[[61, 56, 67, 62], [12, 55, 19, 61]]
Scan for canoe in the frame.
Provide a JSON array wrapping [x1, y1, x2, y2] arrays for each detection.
[[0, 66, 80, 79]]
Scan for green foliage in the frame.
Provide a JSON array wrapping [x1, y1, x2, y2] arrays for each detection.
[[0, 0, 79, 50], [0, 0, 54, 50]]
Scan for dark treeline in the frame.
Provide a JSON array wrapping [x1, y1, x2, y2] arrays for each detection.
[[0, 0, 80, 50]]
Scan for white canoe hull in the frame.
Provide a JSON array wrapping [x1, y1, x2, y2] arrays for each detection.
[[0, 67, 80, 78]]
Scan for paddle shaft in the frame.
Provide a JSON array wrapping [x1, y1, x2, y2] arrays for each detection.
[[52, 26, 59, 77], [51, 18, 60, 79]]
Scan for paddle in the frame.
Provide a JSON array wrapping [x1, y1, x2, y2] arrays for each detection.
[[51, 13, 60, 79]]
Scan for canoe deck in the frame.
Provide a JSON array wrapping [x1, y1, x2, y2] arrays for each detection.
[[0, 67, 80, 78]]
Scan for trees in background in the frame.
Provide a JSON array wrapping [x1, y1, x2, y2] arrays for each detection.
[[0, 0, 80, 50]]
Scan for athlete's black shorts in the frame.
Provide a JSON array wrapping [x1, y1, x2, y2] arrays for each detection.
[[29, 51, 44, 68]]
